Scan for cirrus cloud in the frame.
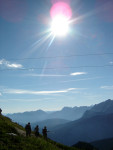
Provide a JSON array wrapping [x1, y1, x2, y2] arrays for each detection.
[[3, 88, 79, 95], [101, 85, 113, 90], [24, 73, 66, 77], [70, 72, 87, 76], [0, 59, 23, 69]]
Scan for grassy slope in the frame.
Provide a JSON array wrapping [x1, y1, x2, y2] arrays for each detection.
[[0, 115, 79, 150]]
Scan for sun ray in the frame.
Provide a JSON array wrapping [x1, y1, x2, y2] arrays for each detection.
[[29, 33, 52, 54], [47, 35, 55, 50]]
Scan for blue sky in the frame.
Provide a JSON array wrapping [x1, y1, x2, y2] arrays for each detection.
[[0, 0, 113, 113]]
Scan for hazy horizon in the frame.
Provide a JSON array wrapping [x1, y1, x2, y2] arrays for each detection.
[[4, 99, 113, 114]]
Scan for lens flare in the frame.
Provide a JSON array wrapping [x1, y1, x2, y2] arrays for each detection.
[[50, 2, 72, 19]]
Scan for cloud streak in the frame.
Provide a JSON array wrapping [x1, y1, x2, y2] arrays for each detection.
[[101, 85, 113, 90], [61, 77, 103, 83], [70, 72, 87, 76], [24, 74, 66, 77], [3, 88, 78, 95], [23, 72, 87, 77], [0, 59, 23, 69]]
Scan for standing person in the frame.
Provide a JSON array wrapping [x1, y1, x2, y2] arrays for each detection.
[[34, 125, 39, 137], [0, 108, 2, 115], [42, 126, 48, 139], [25, 122, 31, 137]]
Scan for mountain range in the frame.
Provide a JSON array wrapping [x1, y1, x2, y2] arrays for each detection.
[[82, 99, 113, 118], [48, 99, 113, 146], [6, 99, 113, 148], [7, 105, 91, 124], [48, 113, 113, 146]]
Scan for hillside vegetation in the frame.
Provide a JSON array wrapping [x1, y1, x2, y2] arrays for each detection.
[[0, 115, 79, 150]]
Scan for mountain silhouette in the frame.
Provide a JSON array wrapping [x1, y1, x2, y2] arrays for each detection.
[[83, 99, 113, 119], [7, 110, 48, 124], [49, 113, 113, 146], [48, 99, 113, 146], [7, 106, 91, 124]]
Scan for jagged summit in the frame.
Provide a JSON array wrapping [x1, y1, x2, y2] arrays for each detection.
[[83, 99, 113, 118]]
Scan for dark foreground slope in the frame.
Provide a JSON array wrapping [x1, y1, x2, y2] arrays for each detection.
[[0, 115, 78, 150], [91, 137, 113, 150]]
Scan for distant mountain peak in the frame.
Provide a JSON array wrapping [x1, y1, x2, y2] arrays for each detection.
[[61, 107, 72, 111], [83, 99, 113, 119]]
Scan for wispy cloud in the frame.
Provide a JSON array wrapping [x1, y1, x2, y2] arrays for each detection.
[[101, 85, 113, 90], [0, 92, 2, 96], [3, 88, 78, 95], [24, 74, 66, 77], [0, 59, 23, 69], [70, 72, 87, 76], [22, 72, 87, 77], [109, 61, 113, 64], [61, 77, 103, 83]]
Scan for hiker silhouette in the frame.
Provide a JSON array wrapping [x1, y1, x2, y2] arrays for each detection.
[[34, 125, 39, 137], [0, 108, 2, 115], [25, 122, 31, 137], [42, 126, 48, 139]]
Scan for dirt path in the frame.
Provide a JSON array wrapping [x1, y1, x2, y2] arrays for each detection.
[[15, 127, 35, 137], [15, 127, 26, 136]]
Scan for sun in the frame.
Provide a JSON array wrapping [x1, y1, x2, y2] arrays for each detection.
[[50, 15, 70, 37]]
